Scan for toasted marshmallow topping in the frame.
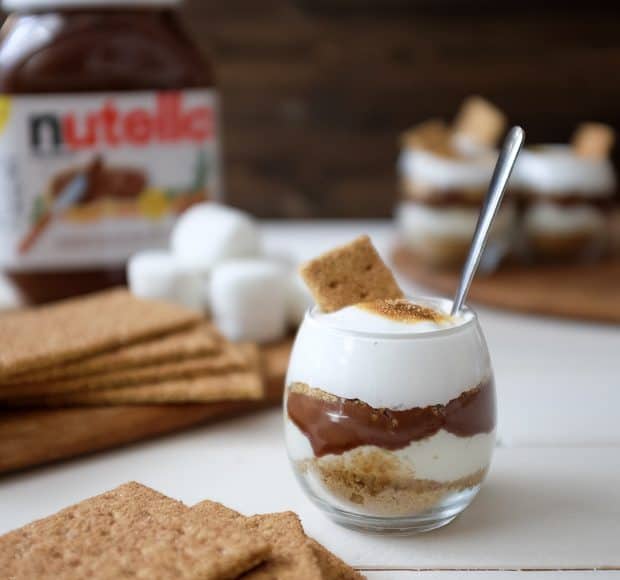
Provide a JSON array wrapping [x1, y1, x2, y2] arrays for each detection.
[[313, 297, 466, 334], [358, 298, 448, 324]]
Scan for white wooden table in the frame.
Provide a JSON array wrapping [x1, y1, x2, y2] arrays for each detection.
[[1, 221, 619, 578]]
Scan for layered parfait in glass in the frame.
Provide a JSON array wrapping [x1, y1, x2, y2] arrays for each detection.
[[284, 236, 496, 533]]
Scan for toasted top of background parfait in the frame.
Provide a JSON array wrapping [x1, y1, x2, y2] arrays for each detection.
[[398, 96, 507, 191]]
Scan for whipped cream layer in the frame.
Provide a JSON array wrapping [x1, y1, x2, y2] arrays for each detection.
[[285, 419, 494, 484], [524, 202, 607, 235], [397, 200, 516, 242], [399, 148, 496, 191], [514, 145, 616, 195], [286, 298, 489, 409]]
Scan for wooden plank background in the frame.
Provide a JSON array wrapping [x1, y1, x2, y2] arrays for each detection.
[[179, 0, 620, 217], [2, 2, 616, 218]]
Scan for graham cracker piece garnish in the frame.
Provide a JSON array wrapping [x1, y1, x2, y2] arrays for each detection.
[[357, 298, 448, 324], [0, 342, 257, 400], [0, 482, 269, 580], [300, 235, 403, 313], [3, 322, 222, 384], [192, 501, 323, 580], [453, 95, 507, 147], [0, 288, 201, 378], [572, 122, 615, 159], [400, 119, 455, 157]]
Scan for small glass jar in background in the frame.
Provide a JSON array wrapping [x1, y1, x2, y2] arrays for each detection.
[[512, 140, 616, 263]]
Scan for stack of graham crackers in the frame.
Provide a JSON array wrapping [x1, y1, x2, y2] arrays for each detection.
[[0, 482, 364, 579], [0, 288, 291, 473], [0, 288, 268, 408]]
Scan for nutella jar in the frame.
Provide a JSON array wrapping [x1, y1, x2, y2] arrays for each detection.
[[0, 0, 219, 303]]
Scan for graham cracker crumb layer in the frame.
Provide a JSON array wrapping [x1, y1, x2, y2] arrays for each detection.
[[288, 382, 340, 403], [297, 448, 487, 516], [300, 235, 403, 313]]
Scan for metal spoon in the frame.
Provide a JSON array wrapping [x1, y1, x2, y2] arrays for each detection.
[[451, 126, 525, 315]]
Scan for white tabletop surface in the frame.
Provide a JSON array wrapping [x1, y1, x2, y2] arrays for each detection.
[[1, 220, 619, 578]]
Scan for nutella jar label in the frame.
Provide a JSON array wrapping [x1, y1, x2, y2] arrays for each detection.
[[0, 89, 219, 270]]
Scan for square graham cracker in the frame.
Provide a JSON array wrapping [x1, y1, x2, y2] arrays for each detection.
[[192, 501, 323, 580], [2, 322, 222, 385], [0, 288, 201, 378], [0, 482, 269, 580], [6, 370, 264, 407], [308, 538, 366, 579], [572, 122, 615, 159], [0, 342, 258, 401], [300, 235, 403, 312]]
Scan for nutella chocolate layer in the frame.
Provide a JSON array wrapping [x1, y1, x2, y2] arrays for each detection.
[[287, 381, 495, 457], [401, 187, 487, 208]]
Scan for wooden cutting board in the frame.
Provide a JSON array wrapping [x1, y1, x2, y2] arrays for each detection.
[[0, 339, 293, 476], [393, 246, 620, 324]]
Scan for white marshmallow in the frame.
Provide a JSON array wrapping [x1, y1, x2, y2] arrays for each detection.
[[171, 203, 261, 271], [286, 271, 314, 326], [127, 250, 204, 310], [211, 259, 288, 343], [0, 276, 20, 310]]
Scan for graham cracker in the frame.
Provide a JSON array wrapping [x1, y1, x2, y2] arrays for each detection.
[[0, 339, 292, 474], [0, 288, 201, 378], [400, 118, 455, 156], [192, 501, 323, 580], [0, 482, 269, 580], [6, 369, 264, 407], [309, 538, 366, 580], [0, 342, 258, 401], [572, 122, 615, 159], [3, 322, 222, 384], [300, 235, 403, 312], [453, 95, 507, 147]]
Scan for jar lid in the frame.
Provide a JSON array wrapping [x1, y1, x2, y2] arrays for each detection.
[[3, 0, 180, 10]]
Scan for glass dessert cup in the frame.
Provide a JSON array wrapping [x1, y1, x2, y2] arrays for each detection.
[[283, 297, 496, 534]]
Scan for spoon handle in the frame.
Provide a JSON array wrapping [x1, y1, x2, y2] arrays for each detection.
[[451, 126, 525, 316]]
